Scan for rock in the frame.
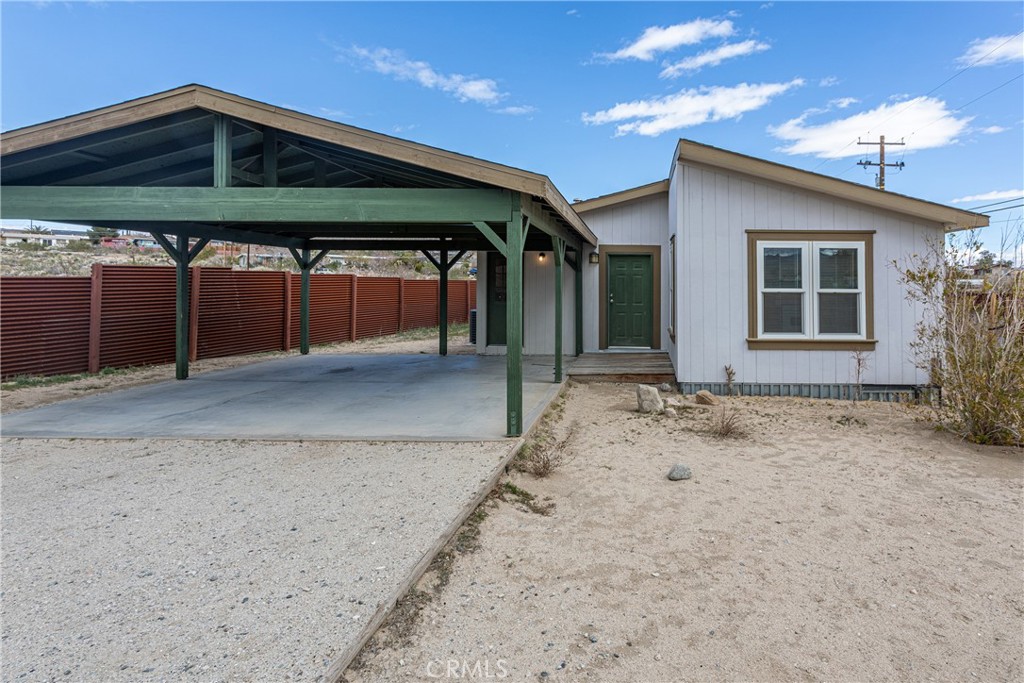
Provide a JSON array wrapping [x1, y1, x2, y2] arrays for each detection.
[[663, 408, 677, 418], [636, 385, 664, 414], [658, 383, 673, 392], [667, 464, 692, 481], [695, 390, 720, 406], [664, 397, 682, 408]]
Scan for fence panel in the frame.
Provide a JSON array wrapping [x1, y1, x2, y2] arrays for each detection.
[[403, 280, 439, 330], [355, 278, 401, 340], [0, 277, 91, 378], [1, 266, 478, 379], [197, 269, 286, 359], [99, 266, 177, 369], [289, 274, 353, 348]]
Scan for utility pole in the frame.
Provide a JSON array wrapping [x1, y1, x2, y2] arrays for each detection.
[[857, 135, 905, 191]]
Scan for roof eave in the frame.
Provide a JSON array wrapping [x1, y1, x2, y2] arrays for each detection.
[[674, 139, 988, 232]]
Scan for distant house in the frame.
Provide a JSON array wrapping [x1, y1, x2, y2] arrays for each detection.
[[0, 227, 90, 248], [474, 140, 988, 396]]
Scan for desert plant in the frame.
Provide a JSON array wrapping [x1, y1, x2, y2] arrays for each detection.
[[708, 406, 747, 439], [724, 364, 736, 396], [514, 420, 579, 477], [850, 351, 870, 404], [896, 232, 1023, 446]]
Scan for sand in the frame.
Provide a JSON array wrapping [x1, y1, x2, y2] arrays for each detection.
[[347, 382, 1024, 682]]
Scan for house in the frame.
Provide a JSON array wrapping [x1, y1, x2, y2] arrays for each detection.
[[474, 140, 988, 397]]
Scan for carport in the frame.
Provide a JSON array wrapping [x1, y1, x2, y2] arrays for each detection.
[[0, 85, 597, 436]]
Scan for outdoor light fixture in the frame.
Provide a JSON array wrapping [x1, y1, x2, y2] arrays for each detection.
[[539, 252, 546, 261], [589, 252, 600, 264]]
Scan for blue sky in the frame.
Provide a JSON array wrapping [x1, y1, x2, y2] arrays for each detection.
[[2, 1, 1022, 258]]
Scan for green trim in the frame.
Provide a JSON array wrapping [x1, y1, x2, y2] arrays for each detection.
[[1, 186, 515, 224], [175, 233, 190, 380], [473, 221, 507, 257], [552, 236, 566, 383], [439, 249, 449, 356], [213, 114, 232, 188], [505, 195, 524, 437]]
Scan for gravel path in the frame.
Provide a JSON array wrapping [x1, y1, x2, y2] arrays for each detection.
[[1, 437, 512, 682]]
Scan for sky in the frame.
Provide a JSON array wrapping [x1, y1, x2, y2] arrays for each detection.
[[2, 1, 1022, 259]]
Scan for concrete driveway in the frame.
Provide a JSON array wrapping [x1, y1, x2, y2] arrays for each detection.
[[1, 354, 562, 440]]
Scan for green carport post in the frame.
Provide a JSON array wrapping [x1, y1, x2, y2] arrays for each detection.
[[552, 236, 566, 382], [439, 249, 448, 356], [288, 247, 330, 355], [151, 231, 211, 380], [506, 205, 527, 437]]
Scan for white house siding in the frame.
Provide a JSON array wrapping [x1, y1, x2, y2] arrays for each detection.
[[576, 193, 671, 352], [475, 250, 576, 356], [675, 162, 941, 388]]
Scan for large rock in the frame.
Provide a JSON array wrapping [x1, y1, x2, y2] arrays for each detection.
[[636, 385, 664, 414], [667, 464, 692, 481], [695, 390, 720, 406]]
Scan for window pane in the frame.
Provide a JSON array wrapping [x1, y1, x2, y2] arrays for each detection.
[[819, 293, 859, 334], [763, 247, 802, 289], [763, 292, 803, 333], [819, 248, 858, 289]]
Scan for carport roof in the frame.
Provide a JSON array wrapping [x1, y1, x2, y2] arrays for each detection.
[[0, 84, 596, 247]]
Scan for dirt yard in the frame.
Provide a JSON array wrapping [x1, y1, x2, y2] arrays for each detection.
[[347, 382, 1024, 682]]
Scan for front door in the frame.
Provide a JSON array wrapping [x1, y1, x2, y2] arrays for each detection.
[[486, 253, 507, 345], [607, 254, 653, 347]]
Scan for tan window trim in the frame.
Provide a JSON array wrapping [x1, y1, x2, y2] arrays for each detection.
[[746, 230, 875, 348], [746, 338, 878, 351]]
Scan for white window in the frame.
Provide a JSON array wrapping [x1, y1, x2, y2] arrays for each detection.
[[756, 240, 866, 340]]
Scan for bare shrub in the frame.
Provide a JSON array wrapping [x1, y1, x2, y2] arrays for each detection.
[[724, 364, 736, 396], [708, 406, 747, 439], [514, 420, 580, 477], [896, 232, 1023, 446]]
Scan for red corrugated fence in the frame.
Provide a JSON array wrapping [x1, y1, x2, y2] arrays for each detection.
[[0, 265, 477, 379]]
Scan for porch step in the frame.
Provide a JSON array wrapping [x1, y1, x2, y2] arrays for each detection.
[[568, 352, 675, 383]]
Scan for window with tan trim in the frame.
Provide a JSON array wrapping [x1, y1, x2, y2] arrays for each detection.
[[746, 231, 876, 351]]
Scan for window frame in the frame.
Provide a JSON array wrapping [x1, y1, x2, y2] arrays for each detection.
[[746, 230, 876, 351]]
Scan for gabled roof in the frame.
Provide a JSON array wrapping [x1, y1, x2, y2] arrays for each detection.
[[674, 139, 987, 231], [0, 84, 596, 245], [572, 179, 670, 213]]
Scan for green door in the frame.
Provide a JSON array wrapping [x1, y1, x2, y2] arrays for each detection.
[[608, 254, 653, 347], [486, 253, 507, 345]]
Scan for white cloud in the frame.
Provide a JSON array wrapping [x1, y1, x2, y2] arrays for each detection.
[[957, 34, 1024, 67], [566, 9, 579, 17], [819, 76, 839, 87], [830, 97, 858, 109], [769, 96, 972, 158], [601, 18, 734, 62], [494, 105, 537, 116], [660, 40, 770, 78], [583, 79, 804, 137], [949, 189, 1023, 204], [981, 125, 1008, 134], [318, 107, 350, 120], [350, 46, 504, 105]]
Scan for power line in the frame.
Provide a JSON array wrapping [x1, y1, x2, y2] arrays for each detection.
[[811, 30, 1023, 171], [967, 196, 1024, 211], [981, 204, 1024, 214], [905, 73, 1023, 139]]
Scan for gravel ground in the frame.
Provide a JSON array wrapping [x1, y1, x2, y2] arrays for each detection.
[[1, 437, 512, 682]]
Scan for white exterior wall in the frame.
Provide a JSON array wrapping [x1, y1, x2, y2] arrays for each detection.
[[475, 250, 576, 356], [675, 162, 939, 386], [577, 193, 671, 352]]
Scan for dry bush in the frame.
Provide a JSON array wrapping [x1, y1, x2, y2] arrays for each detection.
[[514, 420, 580, 477], [897, 233, 1023, 446], [708, 406, 747, 439]]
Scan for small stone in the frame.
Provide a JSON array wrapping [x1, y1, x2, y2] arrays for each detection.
[[663, 408, 677, 418], [636, 385, 664, 414], [695, 390, 720, 405], [540, 672, 549, 679], [667, 464, 692, 481], [658, 383, 672, 392], [588, 635, 598, 643], [654, 654, 662, 661]]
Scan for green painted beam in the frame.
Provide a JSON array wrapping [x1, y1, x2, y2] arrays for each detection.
[[263, 128, 278, 188], [150, 231, 182, 265], [213, 114, 232, 188], [187, 238, 211, 263], [174, 234, 190, 380], [553, 236, 566, 383], [0, 187, 515, 225], [505, 196, 524, 437], [439, 249, 448, 357], [312, 240, 489, 252], [522, 197, 581, 247], [299, 248, 311, 355], [472, 221, 507, 257]]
